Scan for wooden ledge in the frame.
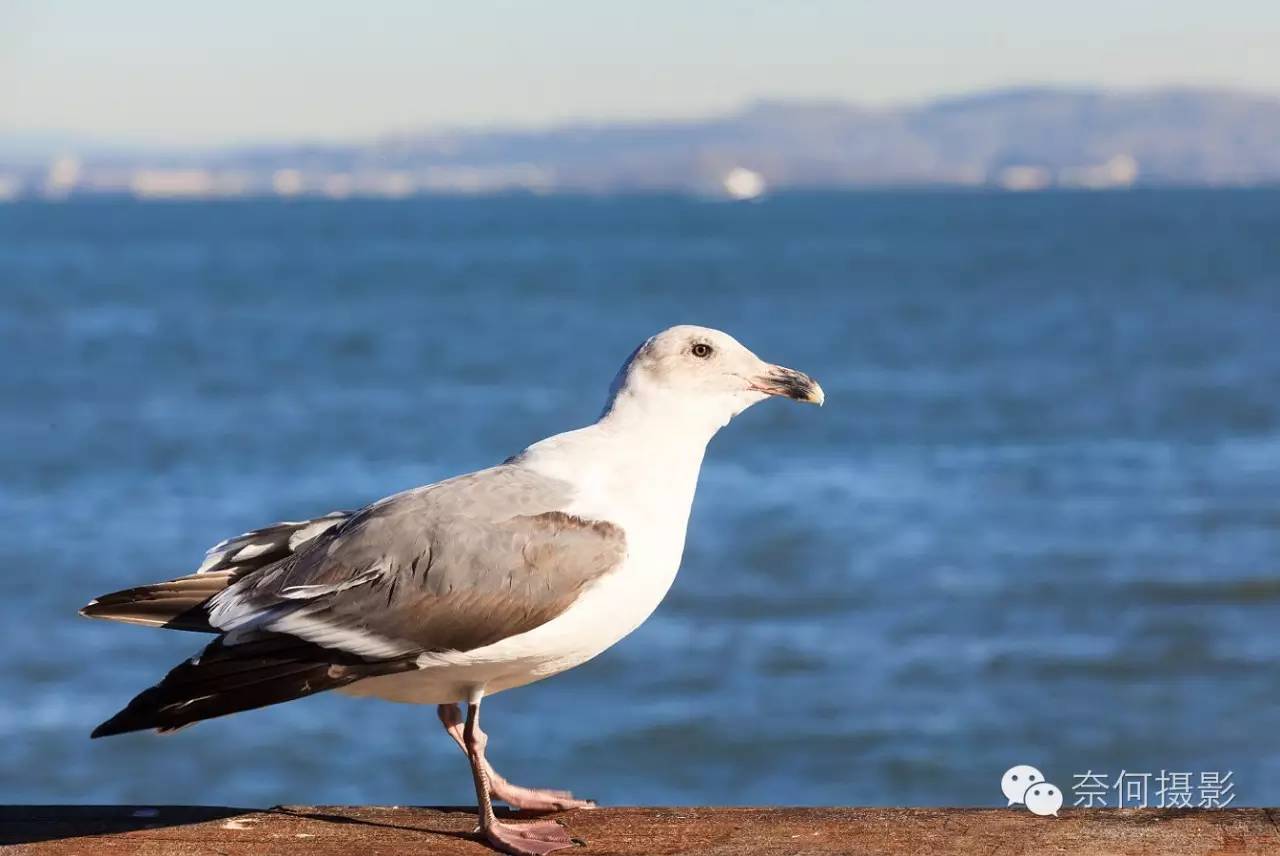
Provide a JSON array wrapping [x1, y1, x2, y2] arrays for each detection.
[[2, 805, 1277, 855]]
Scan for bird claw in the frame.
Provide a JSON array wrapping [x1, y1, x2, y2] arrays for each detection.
[[484, 818, 577, 856]]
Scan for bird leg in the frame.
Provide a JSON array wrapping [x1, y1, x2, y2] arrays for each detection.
[[460, 701, 577, 856], [438, 703, 595, 811]]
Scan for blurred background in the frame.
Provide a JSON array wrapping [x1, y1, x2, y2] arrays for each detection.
[[2, 1, 1278, 808]]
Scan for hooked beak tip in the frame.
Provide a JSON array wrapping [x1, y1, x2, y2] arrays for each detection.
[[754, 366, 825, 406]]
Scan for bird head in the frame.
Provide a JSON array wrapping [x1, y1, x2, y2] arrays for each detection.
[[605, 325, 823, 430]]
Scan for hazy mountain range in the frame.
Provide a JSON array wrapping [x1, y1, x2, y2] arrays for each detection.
[[4, 86, 1279, 198]]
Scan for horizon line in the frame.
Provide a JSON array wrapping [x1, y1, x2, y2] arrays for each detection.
[[3, 80, 1278, 155]]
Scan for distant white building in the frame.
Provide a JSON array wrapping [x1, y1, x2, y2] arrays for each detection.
[[44, 155, 82, 197], [996, 154, 1140, 191], [322, 173, 355, 199], [1059, 154, 1140, 189], [997, 165, 1052, 191], [722, 167, 766, 200], [272, 169, 305, 196], [126, 169, 252, 199], [130, 169, 214, 199]]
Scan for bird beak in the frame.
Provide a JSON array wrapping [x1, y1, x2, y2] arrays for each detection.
[[751, 365, 825, 406]]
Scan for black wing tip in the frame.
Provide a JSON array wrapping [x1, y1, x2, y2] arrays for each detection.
[[90, 682, 173, 739], [91, 706, 188, 739], [90, 715, 135, 739], [87, 633, 418, 742], [90, 702, 183, 739]]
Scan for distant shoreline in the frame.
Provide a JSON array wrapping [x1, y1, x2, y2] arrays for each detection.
[[4, 88, 1279, 201], [3, 185, 1279, 206]]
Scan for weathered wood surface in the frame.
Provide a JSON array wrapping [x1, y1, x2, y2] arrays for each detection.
[[1, 805, 1277, 855]]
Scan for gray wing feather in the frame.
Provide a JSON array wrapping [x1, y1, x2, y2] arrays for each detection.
[[197, 511, 351, 575], [207, 465, 626, 658]]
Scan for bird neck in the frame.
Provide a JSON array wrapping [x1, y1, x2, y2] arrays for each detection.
[[597, 383, 731, 448], [516, 387, 719, 537]]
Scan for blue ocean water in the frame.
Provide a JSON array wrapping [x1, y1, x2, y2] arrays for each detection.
[[1, 191, 1277, 808]]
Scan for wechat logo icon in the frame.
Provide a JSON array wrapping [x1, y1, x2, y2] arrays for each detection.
[[1002, 764, 1063, 817]]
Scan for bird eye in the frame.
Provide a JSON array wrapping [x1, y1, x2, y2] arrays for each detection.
[[691, 343, 713, 359]]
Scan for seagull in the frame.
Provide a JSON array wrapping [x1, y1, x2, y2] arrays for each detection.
[[81, 325, 823, 856]]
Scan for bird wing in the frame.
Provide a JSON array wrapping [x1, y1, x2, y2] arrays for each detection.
[[89, 464, 627, 736], [207, 464, 627, 657]]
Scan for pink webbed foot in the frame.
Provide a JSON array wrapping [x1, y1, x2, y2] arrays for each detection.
[[484, 817, 576, 856], [490, 778, 596, 812]]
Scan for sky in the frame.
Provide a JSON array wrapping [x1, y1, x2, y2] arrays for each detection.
[[2, 0, 1278, 146]]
